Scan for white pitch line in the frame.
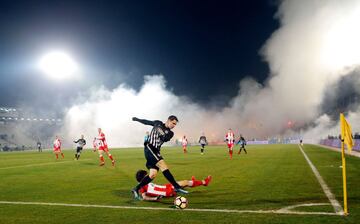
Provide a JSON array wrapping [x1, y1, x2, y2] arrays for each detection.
[[0, 159, 91, 170], [0, 201, 341, 216], [298, 145, 343, 215], [277, 203, 331, 213]]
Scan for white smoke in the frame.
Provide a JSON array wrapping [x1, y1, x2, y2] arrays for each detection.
[[62, 0, 360, 146]]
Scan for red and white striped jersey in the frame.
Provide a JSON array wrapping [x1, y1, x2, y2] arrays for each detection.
[[53, 138, 61, 148], [139, 183, 175, 197], [96, 132, 108, 147], [182, 137, 188, 146], [225, 131, 235, 144]]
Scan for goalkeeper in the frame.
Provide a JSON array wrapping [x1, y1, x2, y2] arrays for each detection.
[[131, 115, 189, 200]]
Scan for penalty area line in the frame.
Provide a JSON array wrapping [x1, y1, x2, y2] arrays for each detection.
[[0, 201, 341, 216], [0, 159, 91, 170]]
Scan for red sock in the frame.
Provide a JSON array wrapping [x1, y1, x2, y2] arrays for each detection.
[[190, 176, 204, 187], [100, 156, 104, 163], [229, 150, 233, 158], [108, 154, 114, 161], [192, 179, 203, 187]]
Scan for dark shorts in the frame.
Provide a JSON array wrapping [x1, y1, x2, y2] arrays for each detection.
[[76, 147, 83, 153], [144, 144, 163, 170]]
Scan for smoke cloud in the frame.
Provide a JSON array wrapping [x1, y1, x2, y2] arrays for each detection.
[[62, 0, 360, 147]]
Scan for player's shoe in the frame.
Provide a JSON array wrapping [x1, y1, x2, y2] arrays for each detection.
[[204, 175, 212, 186], [131, 188, 142, 200], [112, 160, 115, 166], [99, 162, 105, 166], [175, 187, 189, 194], [191, 176, 196, 181]]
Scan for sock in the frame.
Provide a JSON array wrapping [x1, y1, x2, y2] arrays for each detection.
[[162, 169, 181, 189], [135, 175, 153, 191], [230, 150, 233, 158], [108, 154, 114, 161], [56, 154, 58, 159], [189, 179, 203, 187], [100, 155, 104, 163], [201, 148, 204, 153], [77, 153, 80, 159], [75, 154, 77, 159]]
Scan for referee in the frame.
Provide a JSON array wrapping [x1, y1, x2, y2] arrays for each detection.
[[131, 115, 188, 200], [74, 135, 86, 160]]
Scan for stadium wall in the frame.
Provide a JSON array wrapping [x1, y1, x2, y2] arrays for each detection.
[[320, 139, 360, 152]]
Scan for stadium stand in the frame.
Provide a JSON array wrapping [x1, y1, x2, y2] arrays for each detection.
[[0, 106, 62, 151]]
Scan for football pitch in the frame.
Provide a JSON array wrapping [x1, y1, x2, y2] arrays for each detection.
[[0, 144, 359, 224]]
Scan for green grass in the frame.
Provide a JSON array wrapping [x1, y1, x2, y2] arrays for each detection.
[[0, 144, 359, 223]]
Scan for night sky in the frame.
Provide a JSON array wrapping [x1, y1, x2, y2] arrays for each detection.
[[0, 0, 278, 112]]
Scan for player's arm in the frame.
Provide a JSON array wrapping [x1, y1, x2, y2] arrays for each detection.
[[96, 134, 105, 140], [74, 139, 79, 143], [162, 131, 174, 142], [83, 139, 86, 146], [132, 117, 156, 126], [92, 138, 97, 151], [141, 193, 162, 201]]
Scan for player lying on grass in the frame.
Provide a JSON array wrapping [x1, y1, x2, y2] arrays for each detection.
[[135, 169, 212, 201]]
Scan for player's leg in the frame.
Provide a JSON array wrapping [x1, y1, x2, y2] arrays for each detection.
[[60, 150, 64, 158], [132, 168, 158, 200], [191, 175, 212, 186], [227, 144, 232, 158], [243, 144, 247, 154], [77, 148, 82, 159], [179, 175, 212, 188], [54, 150, 59, 159], [98, 149, 105, 166], [104, 147, 115, 166], [158, 160, 188, 194], [132, 145, 160, 199], [75, 148, 78, 160]]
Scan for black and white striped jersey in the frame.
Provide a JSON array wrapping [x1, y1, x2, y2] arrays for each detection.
[[199, 136, 207, 145], [74, 138, 86, 148], [133, 118, 174, 151]]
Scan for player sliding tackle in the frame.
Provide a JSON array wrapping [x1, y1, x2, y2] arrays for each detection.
[[135, 170, 212, 201], [131, 115, 189, 200]]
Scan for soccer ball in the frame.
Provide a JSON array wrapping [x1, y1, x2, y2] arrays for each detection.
[[174, 196, 188, 209]]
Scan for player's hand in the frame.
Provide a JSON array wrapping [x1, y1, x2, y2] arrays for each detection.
[[132, 117, 138, 121]]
